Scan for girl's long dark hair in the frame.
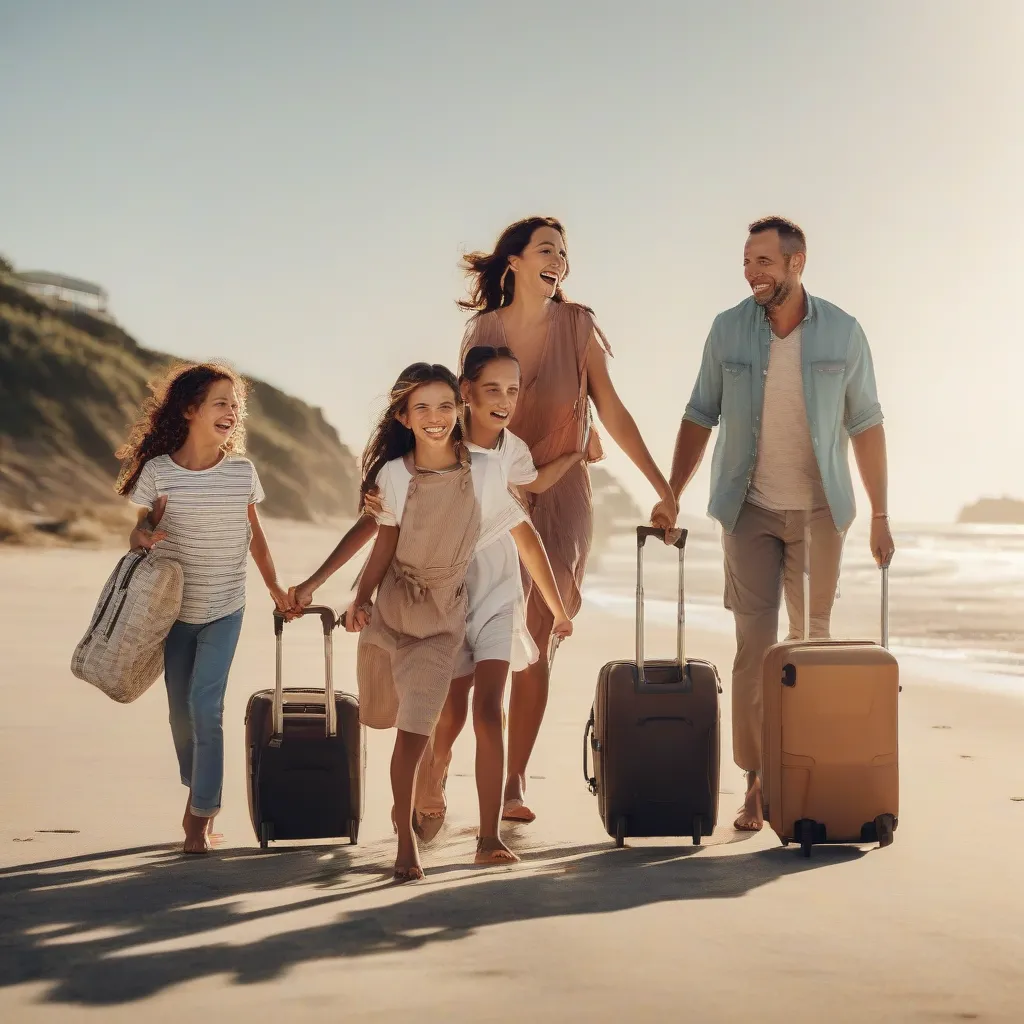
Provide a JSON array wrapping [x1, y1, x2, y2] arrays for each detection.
[[359, 362, 464, 504], [458, 216, 570, 313], [115, 362, 248, 497]]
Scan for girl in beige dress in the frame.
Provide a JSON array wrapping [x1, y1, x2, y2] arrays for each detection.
[[458, 216, 679, 823], [343, 362, 573, 882]]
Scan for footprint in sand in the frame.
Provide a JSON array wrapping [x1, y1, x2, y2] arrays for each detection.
[[35, 829, 80, 834], [932, 724, 952, 730], [1011, 797, 1024, 803]]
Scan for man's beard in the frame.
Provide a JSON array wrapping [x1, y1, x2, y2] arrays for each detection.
[[758, 274, 795, 310]]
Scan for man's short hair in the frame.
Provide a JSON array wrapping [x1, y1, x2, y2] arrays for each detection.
[[748, 216, 807, 258]]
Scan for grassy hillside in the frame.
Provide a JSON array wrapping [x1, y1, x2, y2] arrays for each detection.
[[0, 280, 360, 521]]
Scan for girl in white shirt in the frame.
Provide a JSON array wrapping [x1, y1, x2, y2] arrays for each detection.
[[341, 361, 572, 882], [416, 346, 583, 863]]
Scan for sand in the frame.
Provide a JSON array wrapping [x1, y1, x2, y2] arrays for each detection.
[[2, 518, 1023, 1023]]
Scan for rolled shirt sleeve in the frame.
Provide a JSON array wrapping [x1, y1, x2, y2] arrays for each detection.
[[683, 319, 724, 429], [844, 320, 884, 436]]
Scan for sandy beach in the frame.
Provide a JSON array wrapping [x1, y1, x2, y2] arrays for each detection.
[[2, 518, 1024, 1023]]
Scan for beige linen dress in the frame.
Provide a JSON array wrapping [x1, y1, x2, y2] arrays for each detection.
[[357, 456, 481, 736], [459, 301, 612, 620]]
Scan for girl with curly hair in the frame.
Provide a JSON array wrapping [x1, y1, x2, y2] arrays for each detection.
[[116, 362, 291, 855]]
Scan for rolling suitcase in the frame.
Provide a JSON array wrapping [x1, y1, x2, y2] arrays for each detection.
[[761, 525, 899, 857], [244, 605, 365, 849], [584, 526, 722, 847]]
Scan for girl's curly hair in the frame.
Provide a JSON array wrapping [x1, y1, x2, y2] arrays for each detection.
[[115, 362, 248, 497]]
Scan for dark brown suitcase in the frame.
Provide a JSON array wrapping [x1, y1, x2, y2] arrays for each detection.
[[244, 605, 365, 849], [584, 527, 722, 847]]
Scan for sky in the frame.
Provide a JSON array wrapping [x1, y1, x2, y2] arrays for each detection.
[[1, 1, 1021, 525]]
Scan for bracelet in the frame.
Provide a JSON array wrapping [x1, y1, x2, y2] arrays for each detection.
[[872, 512, 889, 520]]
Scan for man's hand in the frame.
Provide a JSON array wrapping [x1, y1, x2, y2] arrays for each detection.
[[870, 516, 895, 568], [649, 493, 679, 543]]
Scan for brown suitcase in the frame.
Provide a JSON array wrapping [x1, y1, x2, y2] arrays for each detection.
[[761, 528, 899, 856], [584, 527, 722, 847], [244, 605, 365, 849]]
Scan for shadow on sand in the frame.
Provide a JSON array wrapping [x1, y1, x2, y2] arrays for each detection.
[[0, 832, 866, 1007]]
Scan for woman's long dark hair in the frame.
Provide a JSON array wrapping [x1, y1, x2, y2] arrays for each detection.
[[458, 216, 570, 313], [115, 362, 248, 497], [359, 362, 464, 504]]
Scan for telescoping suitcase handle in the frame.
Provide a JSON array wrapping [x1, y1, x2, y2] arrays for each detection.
[[272, 605, 338, 742], [635, 526, 688, 686], [800, 522, 890, 648]]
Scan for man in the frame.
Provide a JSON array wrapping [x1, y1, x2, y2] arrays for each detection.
[[659, 216, 895, 831]]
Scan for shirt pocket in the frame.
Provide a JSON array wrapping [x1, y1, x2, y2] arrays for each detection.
[[809, 360, 848, 432], [720, 360, 752, 418]]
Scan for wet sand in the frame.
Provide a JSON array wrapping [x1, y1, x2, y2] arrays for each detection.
[[2, 520, 1023, 1022]]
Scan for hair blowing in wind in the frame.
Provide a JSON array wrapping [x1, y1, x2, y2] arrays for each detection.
[[115, 362, 248, 498]]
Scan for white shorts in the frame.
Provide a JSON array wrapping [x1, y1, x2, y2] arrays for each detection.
[[452, 606, 516, 679]]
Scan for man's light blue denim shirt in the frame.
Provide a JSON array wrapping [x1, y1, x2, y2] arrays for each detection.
[[683, 291, 883, 534]]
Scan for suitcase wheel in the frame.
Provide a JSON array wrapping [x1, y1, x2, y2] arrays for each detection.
[[615, 816, 626, 848], [692, 815, 703, 847], [875, 813, 896, 849], [797, 819, 817, 858], [259, 821, 273, 850], [349, 819, 360, 846]]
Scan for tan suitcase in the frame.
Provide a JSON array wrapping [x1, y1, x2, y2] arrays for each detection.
[[761, 528, 898, 857]]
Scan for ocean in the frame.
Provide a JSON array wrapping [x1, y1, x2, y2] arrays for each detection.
[[583, 519, 1024, 698]]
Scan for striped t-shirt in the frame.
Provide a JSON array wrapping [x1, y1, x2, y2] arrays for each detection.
[[130, 454, 264, 624]]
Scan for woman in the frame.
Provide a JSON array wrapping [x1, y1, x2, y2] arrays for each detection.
[[455, 215, 677, 823]]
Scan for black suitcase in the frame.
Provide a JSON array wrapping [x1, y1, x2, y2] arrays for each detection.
[[584, 526, 722, 846], [244, 605, 365, 848]]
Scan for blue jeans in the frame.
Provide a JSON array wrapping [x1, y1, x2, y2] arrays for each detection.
[[163, 607, 244, 817]]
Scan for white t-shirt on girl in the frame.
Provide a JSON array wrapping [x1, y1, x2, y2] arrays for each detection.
[[130, 453, 264, 624], [373, 452, 527, 548], [462, 431, 542, 672]]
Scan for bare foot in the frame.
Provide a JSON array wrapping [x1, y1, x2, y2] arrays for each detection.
[[393, 833, 423, 883], [184, 795, 222, 847], [733, 772, 764, 832], [475, 836, 519, 865], [183, 815, 213, 855]]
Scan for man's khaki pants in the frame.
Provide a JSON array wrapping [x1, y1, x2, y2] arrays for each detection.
[[722, 502, 846, 774]]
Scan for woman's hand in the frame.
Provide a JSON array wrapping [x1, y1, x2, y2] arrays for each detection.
[[344, 600, 372, 632], [552, 616, 573, 641], [649, 491, 679, 538]]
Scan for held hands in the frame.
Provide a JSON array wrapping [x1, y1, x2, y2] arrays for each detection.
[[284, 579, 316, 620], [268, 582, 294, 615], [870, 515, 896, 568], [649, 490, 681, 545]]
